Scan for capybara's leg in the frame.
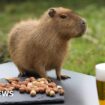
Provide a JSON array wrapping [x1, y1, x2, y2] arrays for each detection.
[[34, 66, 46, 77], [55, 67, 61, 80], [56, 67, 70, 80], [17, 65, 26, 77], [60, 75, 71, 79], [34, 65, 52, 82]]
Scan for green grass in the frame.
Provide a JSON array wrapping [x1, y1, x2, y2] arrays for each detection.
[[0, 0, 105, 75]]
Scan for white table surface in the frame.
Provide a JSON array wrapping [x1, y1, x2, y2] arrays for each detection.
[[0, 62, 99, 105]]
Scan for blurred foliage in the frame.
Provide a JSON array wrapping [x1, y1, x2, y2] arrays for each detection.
[[0, 0, 105, 75]]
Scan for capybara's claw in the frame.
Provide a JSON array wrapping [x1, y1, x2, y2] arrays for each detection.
[[61, 75, 71, 80], [57, 75, 71, 80]]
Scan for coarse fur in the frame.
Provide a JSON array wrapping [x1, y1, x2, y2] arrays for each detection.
[[8, 7, 86, 80]]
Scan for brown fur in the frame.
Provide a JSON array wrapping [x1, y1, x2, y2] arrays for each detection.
[[8, 7, 86, 80]]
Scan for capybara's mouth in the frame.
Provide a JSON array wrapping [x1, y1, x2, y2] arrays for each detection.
[[76, 29, 86, 37], [81, 26, 86, 35], [77, 24, 86, 37]]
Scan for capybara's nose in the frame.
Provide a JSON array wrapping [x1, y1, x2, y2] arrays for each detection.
[[80, 20, 85, 26], [79, 19, 86, 34]]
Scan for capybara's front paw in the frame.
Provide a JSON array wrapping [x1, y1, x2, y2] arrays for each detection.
[[61, 75, 71, 79], [46, 77, 53, 82], [18, 72, 27, 77], [57, 75, 71, 80]]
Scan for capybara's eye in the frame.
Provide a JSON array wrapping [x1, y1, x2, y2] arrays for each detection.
[[59, 14, 67, 19]]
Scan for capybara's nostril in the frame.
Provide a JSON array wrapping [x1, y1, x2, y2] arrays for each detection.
[[80, 20, 85, 26]]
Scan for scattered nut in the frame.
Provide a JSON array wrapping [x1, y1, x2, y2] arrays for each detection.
[[49, 90, 55, 97], [15, 84, 20, 90], [35, 87, 40, 93], [19, 87, 26, 93], [0, 87, 4, 91], [32, 81, 37, 85], [25, 78, 31, 82], [53, 87, 58, 93], [46, 88, 50, 95], [26, 87, 31, 93], [18, 81, 23, 85], [0, 77, 65, 97], [22, 81, 28, 85], [30, 77, 36, 82], [9, 86, 15, 90], [27, 83, 33, 88], [57, 85, 63, 89], [40, 81, 45, 84], [48, 82, 56, 88], [20, 84, 26, 88], [38, 87, 45, 93], [0, 83, 6, 87], [58, 88, 64, 95], [30, 90, 36, 97]]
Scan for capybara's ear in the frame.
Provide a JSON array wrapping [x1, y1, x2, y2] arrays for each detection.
[[48, 8, 56, 17]]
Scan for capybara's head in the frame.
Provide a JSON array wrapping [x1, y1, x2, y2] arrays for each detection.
[[46, 7, 86, 40]]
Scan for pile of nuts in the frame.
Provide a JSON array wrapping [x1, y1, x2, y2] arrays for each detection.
[[0, 77, 64, 97]]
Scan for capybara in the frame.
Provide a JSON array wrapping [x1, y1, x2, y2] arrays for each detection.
[[8, 7, 86, 80]]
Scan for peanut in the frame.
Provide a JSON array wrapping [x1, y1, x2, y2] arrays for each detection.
[[48, 82, 56, 88], [49, 90, 55, 97], [25, 78, 31, 82], [15, 84, 20, 90], [53, 87, 58, 93], [19, 87, 26, 93], [58, 88, 64, 95], [26, 87, 31, 93], [27, 83, 33, 88], [57, 85, 63, 89], [30, 77, 36, 82], [0, 77, 65, 97], [46, 88, 51, 95], [30, 90, 36, 97]]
